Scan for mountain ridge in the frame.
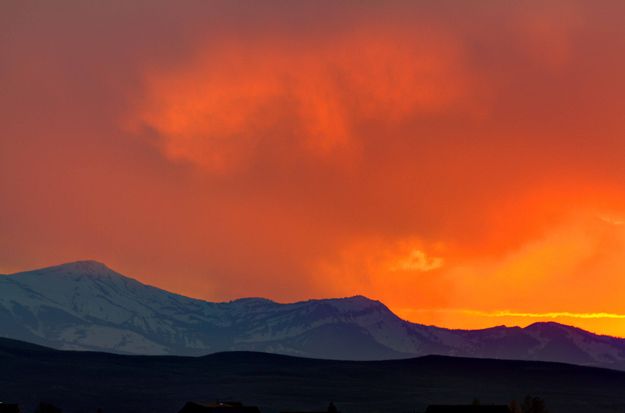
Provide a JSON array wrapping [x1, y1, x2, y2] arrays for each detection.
[[2, 260, 625, 370]]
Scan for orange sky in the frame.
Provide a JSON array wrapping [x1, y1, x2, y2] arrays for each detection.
[[3, 1, 625, 336]]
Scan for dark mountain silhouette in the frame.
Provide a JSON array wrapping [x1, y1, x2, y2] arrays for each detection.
[[2, 338, 625, 413], [2, 261, 625, 370]]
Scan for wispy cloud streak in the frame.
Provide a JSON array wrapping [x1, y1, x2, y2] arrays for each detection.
[[402, 308, 625, 320]]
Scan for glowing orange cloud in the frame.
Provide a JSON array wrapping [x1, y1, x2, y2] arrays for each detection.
[[132, 26, 471, 172], [4, 1, 625, 337]]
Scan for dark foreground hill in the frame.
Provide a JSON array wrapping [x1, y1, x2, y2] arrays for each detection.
[[2, 338, 625, 413]]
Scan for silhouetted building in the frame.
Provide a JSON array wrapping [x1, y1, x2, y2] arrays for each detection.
[[282, 402, 339, 413], [425, 406, 510, 413], [178, 402, 260, 413], [0, 403, 20, 413]]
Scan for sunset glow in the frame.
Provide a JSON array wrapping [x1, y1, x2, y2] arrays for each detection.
[[4, 1, 625, 336]]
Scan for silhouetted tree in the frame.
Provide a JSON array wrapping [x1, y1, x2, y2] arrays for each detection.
[[472, 398, 481, 406], [521, 395, 548, 413], [327, 402, 338, 413], [509, 400, 522, 413]]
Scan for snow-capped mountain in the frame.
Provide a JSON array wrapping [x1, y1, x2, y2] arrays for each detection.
[[2, 261, 625, 370]]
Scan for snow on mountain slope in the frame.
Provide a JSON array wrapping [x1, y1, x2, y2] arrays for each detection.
[[1, 261, 625, 370]]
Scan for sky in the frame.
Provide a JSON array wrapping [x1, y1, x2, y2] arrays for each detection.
[[3, 1, 625, 336]]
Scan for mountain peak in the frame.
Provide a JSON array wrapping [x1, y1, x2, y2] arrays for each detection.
[[9, 260, 124, 280], [48, 260, 117, 276], [229, 297, 277, 306], [524, 321, 592, 336], [343, 294, 375, 302], [526, 321, 575, 330], [342, 295, 386, 306], [318, 294, 394, 315], [58, 260, 112, 273]]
